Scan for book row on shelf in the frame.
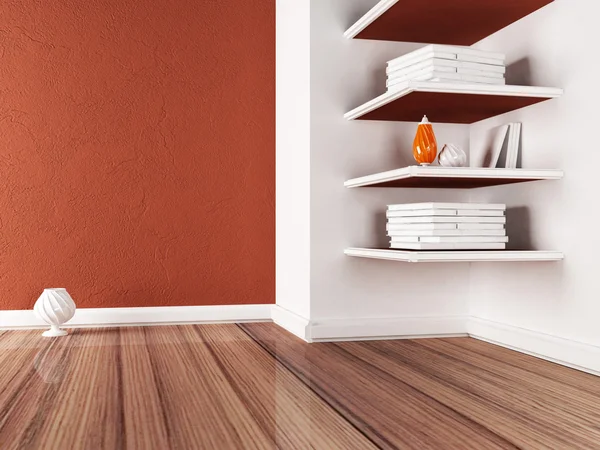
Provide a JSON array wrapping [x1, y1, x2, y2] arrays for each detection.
[[386, 203, 507, 250], [386, 44, 506, 91]]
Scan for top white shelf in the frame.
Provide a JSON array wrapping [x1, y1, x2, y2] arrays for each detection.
[[344, 82, 563, 124], [345, 0, 554, 45]]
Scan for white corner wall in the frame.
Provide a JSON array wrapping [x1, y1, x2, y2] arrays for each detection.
[[468, 0, 600, 348], [309, 0, 471, 325], [276, 0, 311, 320], [278, 0, 599, 367]]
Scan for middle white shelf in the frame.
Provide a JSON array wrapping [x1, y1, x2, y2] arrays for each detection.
[[344, 81, 563, 124], [344, 166, 564, 189]]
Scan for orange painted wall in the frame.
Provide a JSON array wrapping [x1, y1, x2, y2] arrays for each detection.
[[0, 1, 275, 309]]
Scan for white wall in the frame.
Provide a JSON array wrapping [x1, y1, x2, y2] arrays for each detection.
[[277, 0, 598, 368], [469, 0, 600, 346], [276, 0, 311, 319], [309, 0, 471, 322]]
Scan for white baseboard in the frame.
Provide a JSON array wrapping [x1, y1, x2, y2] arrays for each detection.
[[0, 304, 273, 329], [309, 315, 468, 342], [468, 317, 600, 376], [2, 304, 598, 376], [271, 305, 311, 342]]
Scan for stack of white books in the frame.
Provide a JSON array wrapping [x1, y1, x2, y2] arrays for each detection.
[[386, 45, 506, 91], [387, 202, 508, 250]]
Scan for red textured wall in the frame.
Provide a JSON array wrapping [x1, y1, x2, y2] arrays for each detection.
[[0, 1, 275, 309]]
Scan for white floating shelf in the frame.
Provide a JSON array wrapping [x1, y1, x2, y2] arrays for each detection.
[[344, 0, 554, 45], [344, 81, 563, 124], [344, 166, 564, 189], [345, 248, 564, 263]]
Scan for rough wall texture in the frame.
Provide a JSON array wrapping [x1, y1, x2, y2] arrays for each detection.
[[0, 0, 275, 309]]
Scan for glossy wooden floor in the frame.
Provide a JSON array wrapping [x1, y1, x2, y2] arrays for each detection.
[[0, 324, 599, 449]]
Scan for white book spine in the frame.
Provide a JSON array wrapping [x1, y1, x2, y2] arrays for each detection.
[[388, 52, 504, 72], [389, 237, 420, 243], [387, 45, 504, 69], [386, 68, 442, 87], [457, 223, 505, 230], [386, 223, 459, 231], [387, 216, 506, 224], [387, 65, 457, 83], [386, 209, 458, 218], [387, 58, 506, 75], [390, 242, 506, 250], [387, 48, 457, 68], [506, 122, 521, 169], [387, 229, 506, 237], [454, 60, 506, 73], [455, 54, 504, 66], [386, 59, 457, 77], [427, 74, 506, 85], [427, 44, 505, 61], [417, 236, 509, 243], [387, 72, 505, 88], [455, 210, 505, 217], [456, 67, 504, 78], [387, 202, 506, 211]]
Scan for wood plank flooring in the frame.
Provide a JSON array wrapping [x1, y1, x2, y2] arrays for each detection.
[[0, 323, 597, 449]]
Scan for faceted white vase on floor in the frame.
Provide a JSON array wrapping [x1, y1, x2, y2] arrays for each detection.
[[34, 288, 76, 337]]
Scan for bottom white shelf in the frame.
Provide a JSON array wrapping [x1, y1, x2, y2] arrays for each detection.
[[345, 248, 564, 263]]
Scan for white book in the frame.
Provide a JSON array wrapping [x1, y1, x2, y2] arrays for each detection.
[[387, 202, 506, 211], [390, 242, 506, 250], [386, 68, 448, 86], [387, 64, 504, 82], [387, 59, 457, 77], [431, 73, 506, 85], [387, 52, 504, 73], [387, 229, 506, 237], [455, 60, 506, 74], [417, 236, 509, 243], [387, 70, 504, 87], [388, 216, 506, 224], [506, 123, 516, 168], [387, 45, 505, 69], [454, 54, 505, 66], [486, 124, 510, 168], [386, 222, 505, 231], [456, 67, 504, 78], [506, 123, 521, 169], [386, 223, 459, 231], [456, 209, 505, 217], [427, 77, 505, 86], [386, 58, 506, 76], [389, 236, 421, 243], [457, 223, 505, 230], [386, 209, 458, 218]]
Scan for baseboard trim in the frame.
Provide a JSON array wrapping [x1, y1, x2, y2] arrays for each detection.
[[271, 305, 311, 342], [0, 304, 273, 329], [2, 305, 598, 375], [309, 315, 468, 342], [467, 317, 600, 376]]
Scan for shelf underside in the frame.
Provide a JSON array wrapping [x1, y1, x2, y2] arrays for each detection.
[[344, 167, 564, 189], [345, 83, 562, 124], [345, 248, 564, 263], [345, 0, 554, 45]]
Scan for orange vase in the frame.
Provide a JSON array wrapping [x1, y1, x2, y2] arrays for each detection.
[[412, 115, 438, 165]]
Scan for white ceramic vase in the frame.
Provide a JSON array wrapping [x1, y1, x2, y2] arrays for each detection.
[[438, 144, 467, 167], [34, 288, 76, 337]]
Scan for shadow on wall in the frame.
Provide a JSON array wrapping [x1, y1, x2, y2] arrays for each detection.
[[505, 57, 532, 86], [506, 206, 533, 250], [372, 210, 388, 248]]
